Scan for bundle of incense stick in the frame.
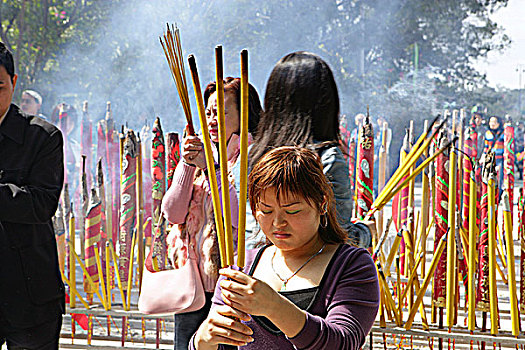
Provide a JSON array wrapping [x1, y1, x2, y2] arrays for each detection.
[[215, 46, 235, 267], [187, 46, 249, 268], [159, 23, 195, 135], [365, 114, 450, 219]]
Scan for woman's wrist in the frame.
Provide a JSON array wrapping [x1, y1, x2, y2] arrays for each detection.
[[193, 326, 217, 350], [264, 293, 307, 338], [182, 158, 196, 167]]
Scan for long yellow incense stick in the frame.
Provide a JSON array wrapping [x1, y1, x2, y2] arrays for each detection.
[[405, 231, 448, 330], [215, 45, 234, 266], [379, 287, 386, 327], [94, 245, 108, 310], [137, 139, 144, 291], [487, 174, 498, 334], [467, 170, 477, 332], [502, 191, 520, 336], [370, 138, 455, 217], [376, 122, 388, 240], [108, 239, 127, 310], [60, 269, 90, 309], [376, 264, 402, 325], [67, 241, 105, 306], [106, 242, 112, 310], [126, 231, 137, 310], [419, 120, 430, 276], [400, 234, 429, 328], [415, 216, 434, 258], [372, 115, 444, 211], [69, 215, 76, 309], [384, 229, 403, 276], [398, 251, 425, 305], [187, 55, 227, 268], [237, 49, 249, 269], [446, 142, 457, 329], [495, 224, 508, 269]]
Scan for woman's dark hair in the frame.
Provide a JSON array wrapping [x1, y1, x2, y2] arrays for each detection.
[[249, 51, 341, 167], [249, 146, 347, 245], [0, 42, 15, 82], [204, 77, 262, 136]]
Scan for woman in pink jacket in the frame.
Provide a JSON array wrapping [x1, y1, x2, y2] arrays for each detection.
[[161, 77, 262, 349]]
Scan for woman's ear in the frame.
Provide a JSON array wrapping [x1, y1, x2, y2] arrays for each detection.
[[321, 197, 328, 214]]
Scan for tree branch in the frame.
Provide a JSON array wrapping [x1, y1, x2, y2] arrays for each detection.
[[0, 8, 19, 51]]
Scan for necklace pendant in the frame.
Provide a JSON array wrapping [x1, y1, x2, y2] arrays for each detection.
[[282, 282, 287, 290]]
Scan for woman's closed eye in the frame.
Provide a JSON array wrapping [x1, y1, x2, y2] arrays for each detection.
[[285, 210, 301, 215]]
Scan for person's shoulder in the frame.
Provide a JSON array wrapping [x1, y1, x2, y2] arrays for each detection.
[[15, 106, 60, 137], [337, 243, 369, 256], [318, 142, 343, 161], [244, 246, 268, 273], [28, 115, 60, 136], [334, 244, 374, 269]]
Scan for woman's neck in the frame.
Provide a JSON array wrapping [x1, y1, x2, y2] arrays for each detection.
[[276, 236, 326, 262]]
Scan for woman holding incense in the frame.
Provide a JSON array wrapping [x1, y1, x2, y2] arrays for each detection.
[[246, 51, 371, 248], [161, 77, 262, 350], [191, 146, 380, 350]]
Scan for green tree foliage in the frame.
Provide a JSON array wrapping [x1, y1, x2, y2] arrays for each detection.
[[0, 1, 116, 109], [0, 0, 511, 129]]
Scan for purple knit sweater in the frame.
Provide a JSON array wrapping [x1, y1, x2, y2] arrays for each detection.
[[190, 244, 379, 350]]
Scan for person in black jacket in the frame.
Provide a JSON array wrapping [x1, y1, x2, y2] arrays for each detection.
[[0, 42, 65, 349]]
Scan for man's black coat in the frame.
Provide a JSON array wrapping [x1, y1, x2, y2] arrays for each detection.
[[0, 104, 65, 328]]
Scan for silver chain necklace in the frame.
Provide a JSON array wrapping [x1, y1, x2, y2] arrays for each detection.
[[271, 243, 327, 290]]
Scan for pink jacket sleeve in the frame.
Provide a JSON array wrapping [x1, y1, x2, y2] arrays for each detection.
[[161, 161, 196, 224]]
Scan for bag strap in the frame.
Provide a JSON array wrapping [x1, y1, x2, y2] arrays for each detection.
[[185, 236, 198, 261]]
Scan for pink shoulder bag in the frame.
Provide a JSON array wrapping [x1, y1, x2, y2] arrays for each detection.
[[138, 238, 206, 315]]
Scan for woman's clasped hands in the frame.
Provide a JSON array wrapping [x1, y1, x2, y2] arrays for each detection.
[[194, 268, 283, 349]]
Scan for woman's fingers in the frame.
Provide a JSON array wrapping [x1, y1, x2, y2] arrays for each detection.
[[219, 268, 251, 284], [209, 335, 251, 347], [183, 137, 203, 152], [181, 136, 206, 166], [215, 304, 251, 322], [219, 277, 246, 293], [205, 307, 253, 345]]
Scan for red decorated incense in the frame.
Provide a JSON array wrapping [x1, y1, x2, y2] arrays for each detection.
[[96, 158, 110, 286], [80, 101, 93, 190], [139, 126, 153, 243], [348, 138, 356, 191], [97, 102, 120, 246], [118, 130, 138, 297], [518, 187, 525, 317], [166, 132, 180, 190], [476, 153, 494, 312], [84, 188, 101, 301], [80, 156, 89, 260], [151, 118, 167, 270], [62, 184, 72, 279], [462, 120, 478, 234], [53, 202, 66, 275], [503, 117, 515, 220], [433, 131, 449, 308], [355, 112, 374, 220], [398, 130, 411, 275]]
